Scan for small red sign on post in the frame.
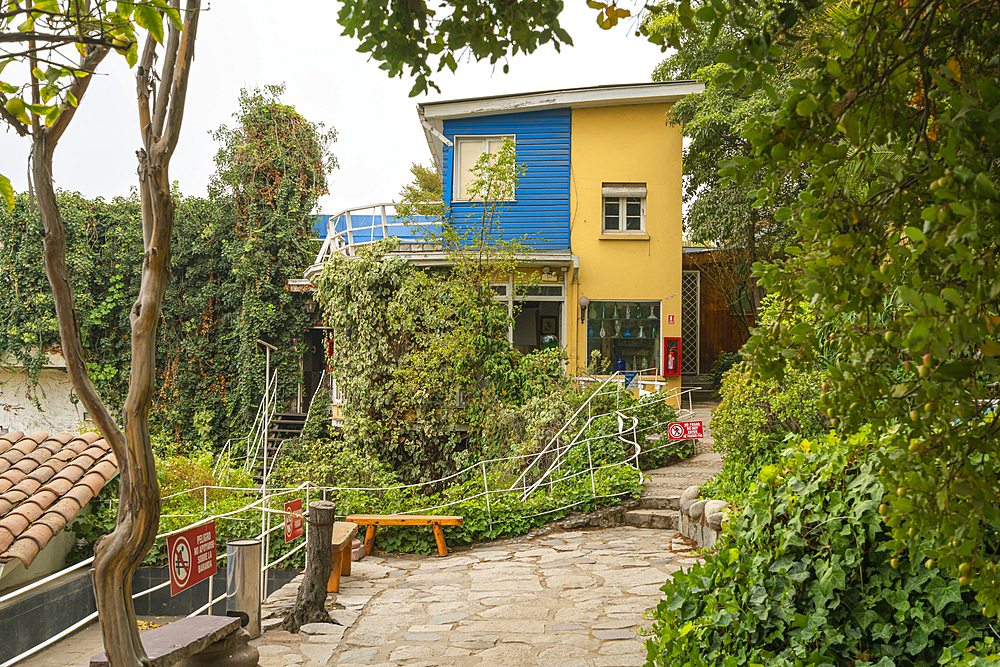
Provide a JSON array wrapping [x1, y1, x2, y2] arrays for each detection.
[[168, 521, 217, 596], [284, 499, 304, 543], [667, 421, 704, 440]]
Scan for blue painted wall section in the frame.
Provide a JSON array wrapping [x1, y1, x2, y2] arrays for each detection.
[[443, 108, 571, 251]]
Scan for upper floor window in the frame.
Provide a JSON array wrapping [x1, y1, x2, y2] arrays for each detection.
[[454, 136, 516, 201], [602, 183, 646, 233]]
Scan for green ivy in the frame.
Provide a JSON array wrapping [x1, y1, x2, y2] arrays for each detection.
[[645, 429, 998, 666]]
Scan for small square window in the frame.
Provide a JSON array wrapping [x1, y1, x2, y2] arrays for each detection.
[[602, 183, 646, 234]]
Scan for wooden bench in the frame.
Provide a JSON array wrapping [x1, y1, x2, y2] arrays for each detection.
[[327, 521, 359, 593], [346, 514, 463, 557], [91, 615, 257, 667]]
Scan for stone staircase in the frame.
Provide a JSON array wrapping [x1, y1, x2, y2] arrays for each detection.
[[625, 401, 722, 530]]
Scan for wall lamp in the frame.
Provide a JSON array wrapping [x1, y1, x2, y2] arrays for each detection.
[[578, 295, 589, 323]]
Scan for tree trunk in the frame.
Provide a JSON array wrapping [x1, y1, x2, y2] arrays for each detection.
[[283, 501, 336, 632]]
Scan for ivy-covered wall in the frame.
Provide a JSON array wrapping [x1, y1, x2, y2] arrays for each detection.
[[0, 85, 336, 447]]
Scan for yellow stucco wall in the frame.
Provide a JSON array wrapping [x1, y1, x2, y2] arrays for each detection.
[[567, 103, 683, 391]]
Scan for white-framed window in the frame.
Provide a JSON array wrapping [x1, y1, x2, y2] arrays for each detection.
[[602, 183, 646, 233], [454, 135, 515, 201]]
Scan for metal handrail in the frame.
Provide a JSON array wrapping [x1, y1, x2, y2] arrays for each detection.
[[313, 201, 444, 264]]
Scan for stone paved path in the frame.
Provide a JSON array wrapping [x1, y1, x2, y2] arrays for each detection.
[[254, 525, 700, 667]]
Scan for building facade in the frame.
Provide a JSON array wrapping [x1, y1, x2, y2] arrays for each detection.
[[304, 82, 703, 390]]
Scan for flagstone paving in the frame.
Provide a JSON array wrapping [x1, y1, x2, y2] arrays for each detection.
[[253, 525, 702, 666]]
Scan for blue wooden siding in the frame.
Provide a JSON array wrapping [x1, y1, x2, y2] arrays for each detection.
[[443, 108, 571, 250]]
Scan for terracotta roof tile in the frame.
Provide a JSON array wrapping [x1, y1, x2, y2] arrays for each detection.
[[21, 523, 55, 549], [5, 538, 42, 568], [0, 430, 117, 568], [41, 476, 75, 498]]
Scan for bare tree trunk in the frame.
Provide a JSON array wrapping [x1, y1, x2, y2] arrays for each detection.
[[283, 501, 336, 632], [91, 5, 201, 666]]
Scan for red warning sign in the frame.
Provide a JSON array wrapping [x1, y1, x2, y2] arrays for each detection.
[[168, 521, 217, 596], [284, 499, 304, 543], [667, 421, 704, 440]]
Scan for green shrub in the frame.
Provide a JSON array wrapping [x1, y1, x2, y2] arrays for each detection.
[[644, 429, 997, 666], [702, 361, 828, 504]]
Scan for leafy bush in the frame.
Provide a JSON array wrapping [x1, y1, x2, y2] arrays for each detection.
[[701, 360, 828, 504], [645, 430, 997, 666]]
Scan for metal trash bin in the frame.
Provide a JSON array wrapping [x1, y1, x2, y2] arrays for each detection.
[[226, 539, 262, 638]]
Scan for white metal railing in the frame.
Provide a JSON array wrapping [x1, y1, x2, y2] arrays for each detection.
[[215, 368, 280, 477], [314, 202, 443, 265]]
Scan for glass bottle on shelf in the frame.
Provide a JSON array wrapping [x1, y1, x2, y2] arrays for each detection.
[[588, 320, 595, 338], [601, 303, 606, 319], [625, 305, 631, 320], [614, 320, 621, 336], [638, 324, 645, 338], [636, 304, 643, 319], [648, 304, 658, 320], [599, 321, 606, 338], [624, 322, 632, 337], [612, 303, 619, 319]]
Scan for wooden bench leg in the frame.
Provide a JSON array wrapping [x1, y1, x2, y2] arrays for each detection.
[[327, 548, 343, 593], [364, 525, 377, 556], [432, 524, 447, 557], [341, 544, 352, 577]]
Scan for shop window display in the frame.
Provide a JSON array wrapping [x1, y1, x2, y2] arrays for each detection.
[[586, 301, 660, 373]]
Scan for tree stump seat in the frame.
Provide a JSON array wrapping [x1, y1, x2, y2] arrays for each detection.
[[327, 521, 359, 593], [90, 615, 258, 667], [345, 514, 464, 557]]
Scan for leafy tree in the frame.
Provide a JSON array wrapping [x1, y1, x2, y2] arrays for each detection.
[[397, 162, 443, 216], [646, 9, 804, 325], [316, 141, 528, 485], [653, 0, 1000, 616], [336, 0, 577, 95], [207, 84, 336, 429]]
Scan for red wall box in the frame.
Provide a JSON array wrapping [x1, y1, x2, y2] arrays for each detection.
[[663, 337, 681, 376]]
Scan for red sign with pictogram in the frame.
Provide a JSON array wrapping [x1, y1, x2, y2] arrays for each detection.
[[667, 421, 704, 440], [284, 499, 304, 543], [168, 521, 217, 596]]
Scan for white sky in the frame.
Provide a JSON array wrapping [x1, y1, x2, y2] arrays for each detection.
[[0, 2, 668, 214]]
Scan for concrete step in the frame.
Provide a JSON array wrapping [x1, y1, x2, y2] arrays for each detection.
[[638, 493, 680, 510], [624, 509, 678, 530]]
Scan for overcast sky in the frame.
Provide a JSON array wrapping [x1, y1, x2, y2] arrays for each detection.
[[0, 2, 668, 214]]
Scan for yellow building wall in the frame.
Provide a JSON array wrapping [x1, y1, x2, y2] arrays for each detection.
[[567, 103, 683, 392]]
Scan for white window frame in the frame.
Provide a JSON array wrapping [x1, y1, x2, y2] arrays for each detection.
[[453, 135, 516, 202], [602, 183, 647, 234]]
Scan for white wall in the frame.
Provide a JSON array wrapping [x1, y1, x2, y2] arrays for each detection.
[[0, 368, 84, 435]]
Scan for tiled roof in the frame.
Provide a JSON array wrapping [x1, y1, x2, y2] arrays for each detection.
[[0, 430, 117, 568]]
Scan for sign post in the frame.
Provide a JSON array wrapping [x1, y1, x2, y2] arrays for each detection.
[[168, 521, 217, 596], [667, 421, 704, 440], [284, 499, 304, 543]]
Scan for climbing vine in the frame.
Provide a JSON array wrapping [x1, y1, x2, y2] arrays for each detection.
[[0, 85, 335, 446]]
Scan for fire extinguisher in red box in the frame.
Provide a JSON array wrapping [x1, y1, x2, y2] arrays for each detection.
[[663, 337, 681, 376]]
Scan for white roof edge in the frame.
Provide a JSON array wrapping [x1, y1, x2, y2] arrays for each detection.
[[418, 81, 704, 121]]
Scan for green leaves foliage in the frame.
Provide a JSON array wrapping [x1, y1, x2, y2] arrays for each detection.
[[335, 0, 574, 95], [679, 0, 1000, 615], [645, 430, 998, 666]]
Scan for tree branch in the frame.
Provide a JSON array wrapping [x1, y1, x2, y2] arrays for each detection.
[[46, 44, 110, 145], [155, 0, 199, 164], [151, 0, 181, 142]]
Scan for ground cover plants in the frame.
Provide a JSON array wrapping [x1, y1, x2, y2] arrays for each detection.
[[645, 430, 998, 666]]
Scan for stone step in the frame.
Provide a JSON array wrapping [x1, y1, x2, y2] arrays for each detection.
[[638, 493, 680, 510], [624, 509, 678, 530]]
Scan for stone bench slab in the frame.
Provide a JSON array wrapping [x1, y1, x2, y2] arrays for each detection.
[[90, 615, 241, 667]]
